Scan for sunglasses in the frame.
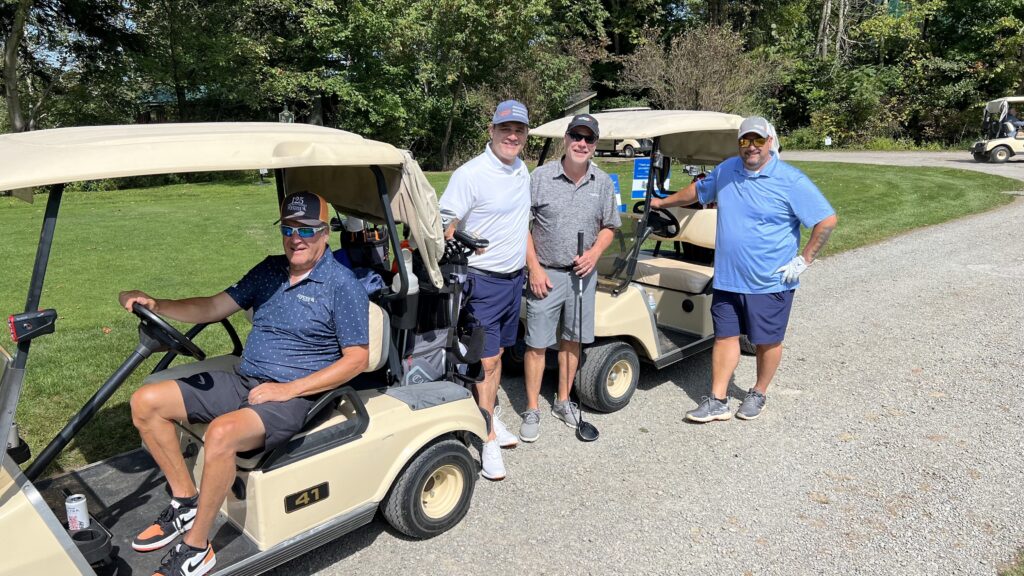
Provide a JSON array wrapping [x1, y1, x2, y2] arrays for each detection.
[[567, 131, 598, 145], [280, 225, 325, 239], [738, 137, 768, 148]]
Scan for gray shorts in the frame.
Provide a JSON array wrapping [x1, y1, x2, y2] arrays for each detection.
[[177, 369, 316, 452], [524, 267, 596, 348]]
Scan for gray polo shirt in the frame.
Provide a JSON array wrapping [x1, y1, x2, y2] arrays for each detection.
[[530, 158, 621, 268]]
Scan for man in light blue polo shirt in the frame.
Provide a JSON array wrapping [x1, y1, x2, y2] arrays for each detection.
[[439, 100, 532, 481], [118, 191, 369, 576], [651, 116, 837, 423]]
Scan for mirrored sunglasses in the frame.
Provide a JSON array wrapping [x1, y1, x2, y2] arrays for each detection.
[[280, 225, 325, 238], [738, 137, 768, 148]]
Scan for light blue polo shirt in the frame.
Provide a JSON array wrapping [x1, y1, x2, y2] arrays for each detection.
[[697, 155, 834, 294], [225, 247, 370, 384]]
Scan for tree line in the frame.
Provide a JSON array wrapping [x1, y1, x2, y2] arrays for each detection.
[[2, 0, 1022, 169]]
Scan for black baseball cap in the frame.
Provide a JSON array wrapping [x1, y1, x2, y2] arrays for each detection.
[[566, 114, 600, 139], [276, 191, 329, 226]]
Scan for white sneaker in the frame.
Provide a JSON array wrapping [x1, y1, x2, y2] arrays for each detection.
[[492, 415, 519, 448], [480, 440, 506, 481]]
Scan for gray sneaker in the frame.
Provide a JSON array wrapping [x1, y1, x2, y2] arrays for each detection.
[[685, 396, 732, 423], [519, 409, 541, 442], [735, 389, 766, 420], [552, 399, 581, 428]]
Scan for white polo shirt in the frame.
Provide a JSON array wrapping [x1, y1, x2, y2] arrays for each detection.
[[438, 144, 531, 274]]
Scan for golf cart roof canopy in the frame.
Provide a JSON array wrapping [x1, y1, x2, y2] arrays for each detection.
[[530, 110, 744, 164], [985, 96, 1024, 114], [0, 122, 445, 287]]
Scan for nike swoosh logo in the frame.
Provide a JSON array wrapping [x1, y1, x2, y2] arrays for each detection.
[[185, 550, 210, 574]]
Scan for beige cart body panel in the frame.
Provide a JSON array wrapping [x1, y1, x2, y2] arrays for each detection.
[[0, 460, 93, 575], [178, 391, 485, 550]]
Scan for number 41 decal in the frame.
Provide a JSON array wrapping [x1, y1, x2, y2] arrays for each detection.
[[285, 482, 330, 513]]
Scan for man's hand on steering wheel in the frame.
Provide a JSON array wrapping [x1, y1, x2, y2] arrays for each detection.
[[119, 290, 158, 313]]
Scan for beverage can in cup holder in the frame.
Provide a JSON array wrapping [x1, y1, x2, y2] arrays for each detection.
[[66, 494, 90, 530]]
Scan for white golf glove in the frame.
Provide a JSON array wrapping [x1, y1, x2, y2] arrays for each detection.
[[776, 255, 808, 284]]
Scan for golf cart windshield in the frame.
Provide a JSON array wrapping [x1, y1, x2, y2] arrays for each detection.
[[531, 110, 743, 289], [982, 97, 1024, 139]]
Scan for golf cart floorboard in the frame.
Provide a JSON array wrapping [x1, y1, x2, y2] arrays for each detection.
[[35, 448, 260, 575], [652, 326, 713, 369]]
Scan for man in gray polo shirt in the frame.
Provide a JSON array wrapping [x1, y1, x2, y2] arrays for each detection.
[[521, 114, 621, 441]]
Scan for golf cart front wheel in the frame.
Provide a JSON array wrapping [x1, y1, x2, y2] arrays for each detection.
[[990, 146, 1011, 163], [739, 335, 757, 356], [381, 439, 476, 539], [578, 340, 639, 413], [972, 151, 987, 162], [623, 145, 636, 158]]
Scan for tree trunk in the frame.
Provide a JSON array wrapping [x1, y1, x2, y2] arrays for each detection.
[[835, 0, 846, 59], [440, 79, 462, 170], [3, 0, 32, 132], [816, 0, 832, 59]]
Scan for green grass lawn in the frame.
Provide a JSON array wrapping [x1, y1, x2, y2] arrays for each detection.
[[1, 162, 1020, 474]]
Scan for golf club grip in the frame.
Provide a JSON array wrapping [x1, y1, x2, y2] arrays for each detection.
[[577, 231, 584, 257]]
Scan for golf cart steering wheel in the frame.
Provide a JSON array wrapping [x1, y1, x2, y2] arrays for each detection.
[[132, 302, 207, 361], [633, 201, 681, 238]]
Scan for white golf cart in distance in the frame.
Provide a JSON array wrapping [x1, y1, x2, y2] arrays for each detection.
[[0, 123, 487, 575], [514, 110, 743, 413], [971, 96, 1024, 163]]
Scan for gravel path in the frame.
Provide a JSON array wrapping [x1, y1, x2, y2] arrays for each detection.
[[784, 150, 1024, 182], [271, 162, 1024, 576]]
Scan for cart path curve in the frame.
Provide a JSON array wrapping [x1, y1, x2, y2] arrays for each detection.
[[784, 150, 1024, 181], [273, 198, 1024, 576]]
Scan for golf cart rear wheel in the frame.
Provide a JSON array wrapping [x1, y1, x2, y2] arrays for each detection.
[[578, 340, 639, 413], [990, 146, 1011, 163], [381, 439, 476, 539]]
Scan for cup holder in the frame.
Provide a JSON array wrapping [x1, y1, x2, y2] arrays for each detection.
[[67, 516, 114, 566]]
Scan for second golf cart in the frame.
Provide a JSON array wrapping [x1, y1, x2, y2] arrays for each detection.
[[971, 96, 1024, 163], [513, 110, 743, 413], [0, 123, 487, 575]]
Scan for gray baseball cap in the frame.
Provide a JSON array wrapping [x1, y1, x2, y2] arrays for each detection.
[[738, 116, 771, 138], [492, 100, 530, 126]]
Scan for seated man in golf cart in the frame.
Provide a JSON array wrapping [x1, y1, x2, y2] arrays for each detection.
[[118, 190, 370, 576]]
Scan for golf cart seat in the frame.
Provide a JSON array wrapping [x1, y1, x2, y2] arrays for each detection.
[[634, 207, 716, 293], [143, 302, 391, 469]]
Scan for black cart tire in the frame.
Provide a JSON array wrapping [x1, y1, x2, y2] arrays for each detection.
[[972, 151, 987, 162], [990, 146, 1011, 163], [577, 340, 639, 413], [739, 335, 757, 356], [623, 145, 636, 158], [381, 439, 476, 539]]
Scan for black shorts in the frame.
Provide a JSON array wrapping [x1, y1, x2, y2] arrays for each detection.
[[176, 369, 316, 451]]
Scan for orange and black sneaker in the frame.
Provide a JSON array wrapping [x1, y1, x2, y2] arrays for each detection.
[[153, 541, 216, 576], [132, 497, 198, 552]]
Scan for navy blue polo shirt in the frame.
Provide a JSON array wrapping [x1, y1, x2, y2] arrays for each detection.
[[225, 247, 370, 384]]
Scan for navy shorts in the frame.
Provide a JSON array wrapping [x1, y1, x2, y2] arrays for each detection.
[[177, 369, 316, 451], [711, 289, 795, 345], [463, 270, 525, 358]]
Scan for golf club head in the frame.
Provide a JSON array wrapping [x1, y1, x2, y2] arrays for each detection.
[[576, 420, 599, 442]]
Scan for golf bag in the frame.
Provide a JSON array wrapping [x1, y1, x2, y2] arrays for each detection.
[[398, 236, 485, 387]]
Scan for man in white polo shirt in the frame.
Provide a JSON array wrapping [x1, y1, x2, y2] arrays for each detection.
[[439, 100, 531, 481]]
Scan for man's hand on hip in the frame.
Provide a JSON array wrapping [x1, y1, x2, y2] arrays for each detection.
[[775, 255, 808, 284], [248, 382, 295, 405]]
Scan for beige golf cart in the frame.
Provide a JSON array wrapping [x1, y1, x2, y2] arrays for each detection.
[[971, 96, 1024, 163], [514, 110, 743, 413], [0, 123, 487, 575]]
